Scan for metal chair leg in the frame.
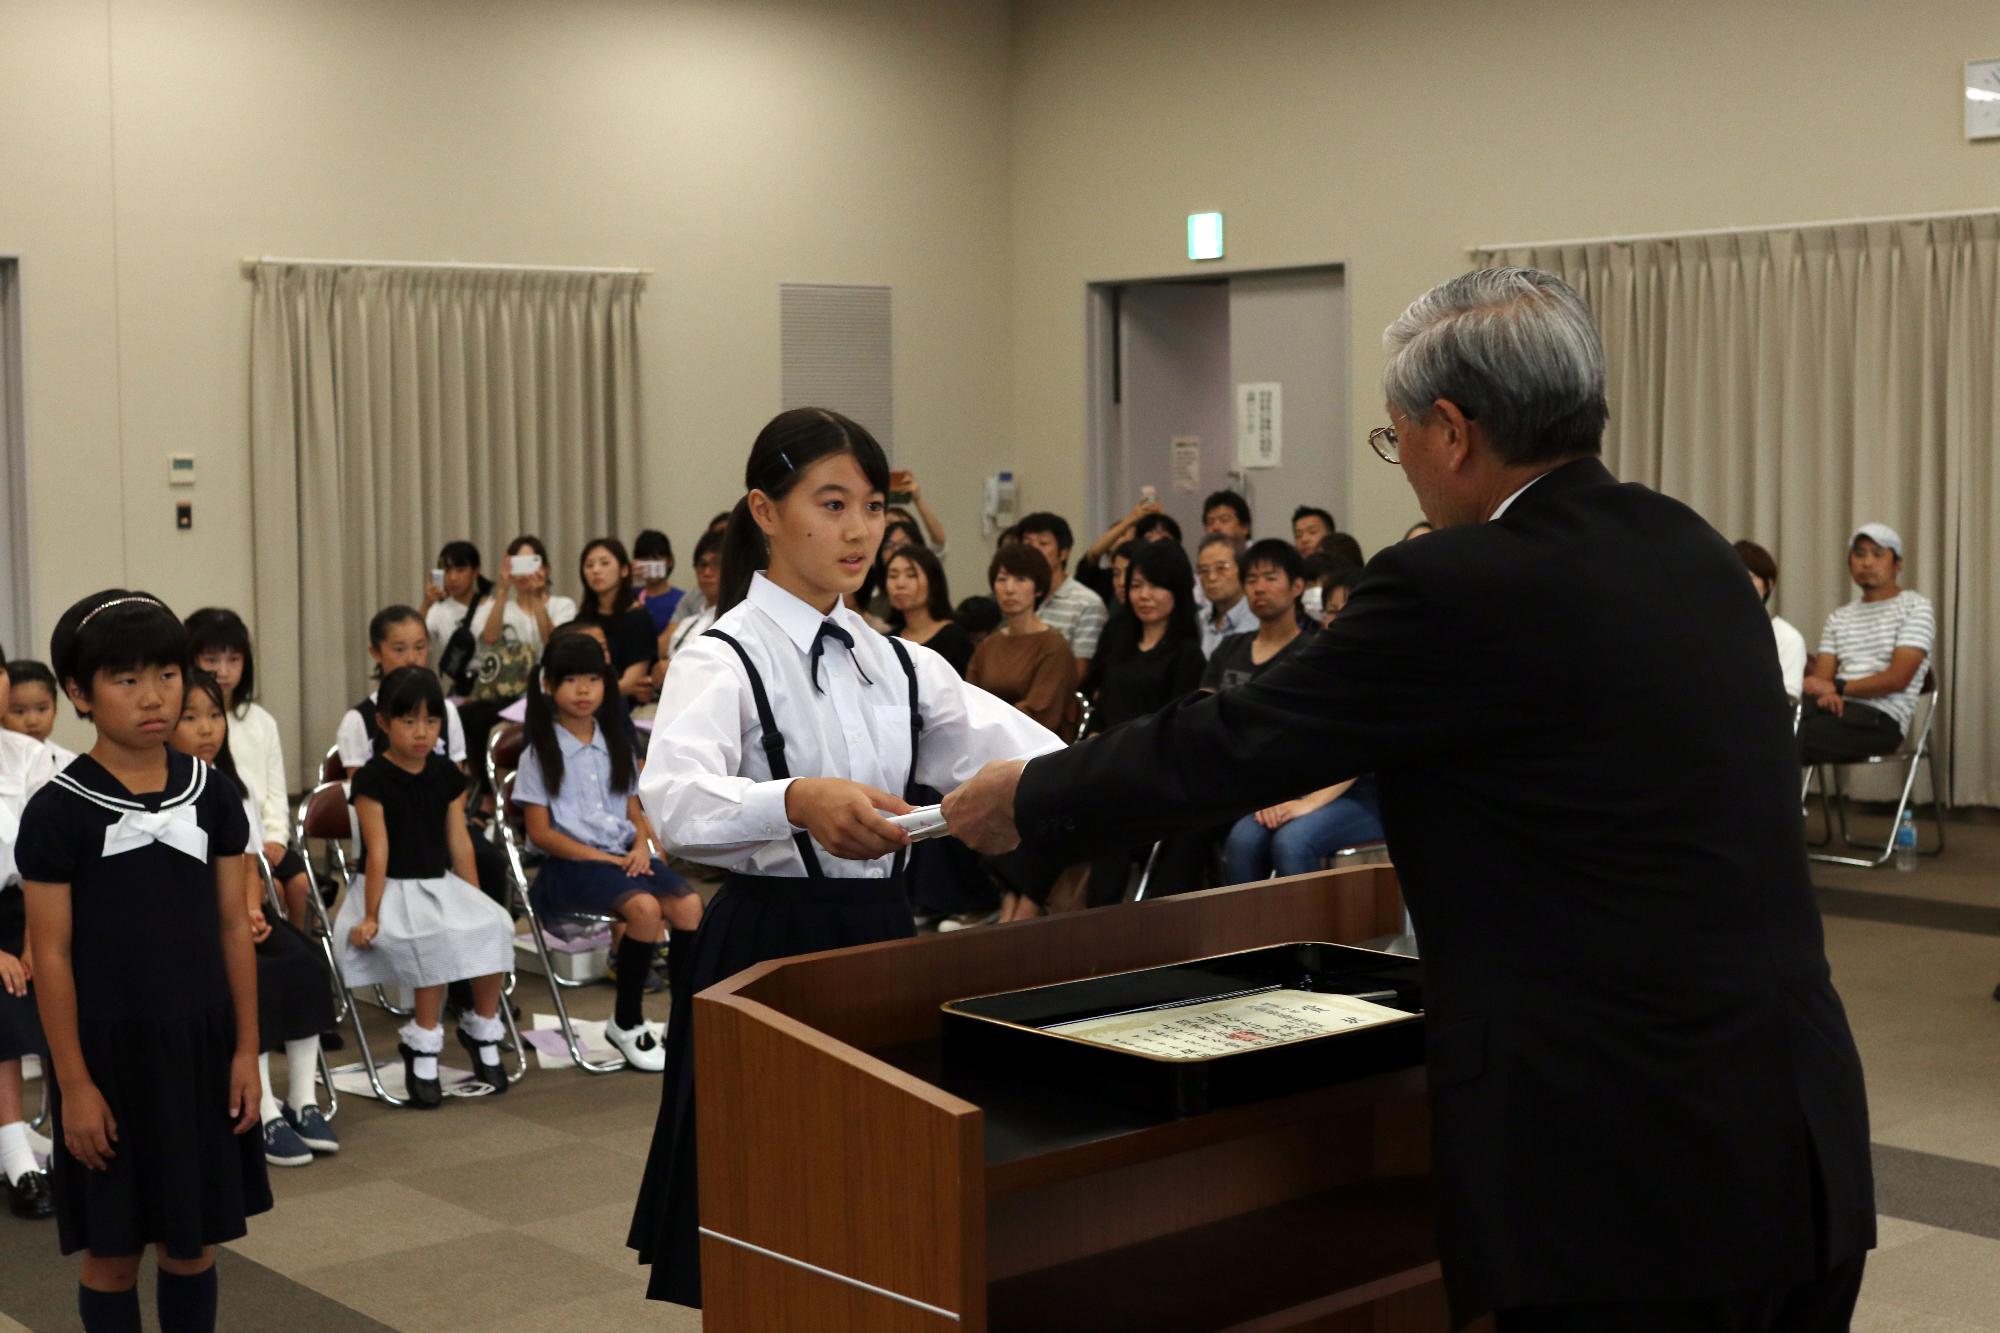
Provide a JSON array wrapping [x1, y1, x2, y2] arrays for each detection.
[[1922, 746, 1947, 857]]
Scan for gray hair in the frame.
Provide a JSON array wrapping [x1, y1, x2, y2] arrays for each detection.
[[1382, 268, 1607, 465]]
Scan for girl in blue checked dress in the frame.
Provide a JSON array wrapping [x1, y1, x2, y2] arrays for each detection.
[[16, 591, 268, 1333]]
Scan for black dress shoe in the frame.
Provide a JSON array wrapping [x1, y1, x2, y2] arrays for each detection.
[[396, 1042, 444, 1109], [6, 1171, 54, 1220], [455, 1026, 509, 1095]]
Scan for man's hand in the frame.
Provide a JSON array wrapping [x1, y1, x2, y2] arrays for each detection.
[[784, 779, 912, 860], [942, 759, 1028, 854], [1815, 690, 1845, 716]]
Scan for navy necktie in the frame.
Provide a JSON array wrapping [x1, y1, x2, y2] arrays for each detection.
[[808, 619, 870, 693]]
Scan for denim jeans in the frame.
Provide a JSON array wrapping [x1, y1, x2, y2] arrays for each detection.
[[1224, 797, 1385, 882]]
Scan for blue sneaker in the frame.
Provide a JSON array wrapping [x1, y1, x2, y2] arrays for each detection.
[[282, 1103, 340, 1155], [262, 1115, 312, 1168]]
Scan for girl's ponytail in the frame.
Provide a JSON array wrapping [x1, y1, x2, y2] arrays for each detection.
[[716, 494, 767, 615], [523, 653, 565, 801]]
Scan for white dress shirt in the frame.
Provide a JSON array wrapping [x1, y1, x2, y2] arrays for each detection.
[[228, 700, 292, 847], [1488, 473, 1546, 522], [1198, 596, 1257, 659], [641, 572, 1064, 878], [1770, 614, 1808, 701], [0, 729, 58, 886], [427, 591, 578, 660]]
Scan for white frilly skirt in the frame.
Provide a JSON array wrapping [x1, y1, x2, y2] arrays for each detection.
[[333, 871, 515, 989]]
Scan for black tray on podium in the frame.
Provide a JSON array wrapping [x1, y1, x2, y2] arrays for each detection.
[[941, 941, 1425, 1117]]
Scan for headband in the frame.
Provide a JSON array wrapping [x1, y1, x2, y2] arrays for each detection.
[[77, 596, 167, 631]]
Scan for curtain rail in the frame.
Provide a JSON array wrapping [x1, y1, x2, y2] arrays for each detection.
[[1470, 206, 2000, 255], [241, 256, 650, 277]]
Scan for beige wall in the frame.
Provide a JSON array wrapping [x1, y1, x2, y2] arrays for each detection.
[[1008, 0, 2000, 557], [0, 0, 1011, 749]]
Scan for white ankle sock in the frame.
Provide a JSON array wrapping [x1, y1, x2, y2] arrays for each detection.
[[284, 1037, 320, 1111], [256, 1053, 283, 1125], [398, 1020, 443, 1081], [460, 1011, 505, 1066], [0, 1120, 34, 1185]]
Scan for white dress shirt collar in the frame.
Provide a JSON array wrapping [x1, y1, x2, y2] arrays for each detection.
[[746, 571, 864, 655], [1488, 473, 1547, 523]]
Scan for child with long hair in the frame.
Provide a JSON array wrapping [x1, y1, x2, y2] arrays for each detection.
[[170, 673, 338, 1168], [17, 592, 267, 1332], [515, 636, 699, 1070], [183, 609, 316, 931], [625, 407, 1065, 1308], [332, 667, 515, 1108], [0, 641, 59, 1222]]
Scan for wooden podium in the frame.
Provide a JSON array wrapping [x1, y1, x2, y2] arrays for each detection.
[[696, 864, 1464, 1332]]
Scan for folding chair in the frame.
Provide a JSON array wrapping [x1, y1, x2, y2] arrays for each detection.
[[253, 845, 340, 1121], [300, 780, 528, 1105], [487, 723, 627, 1073], [1073, 690, 1094, 742], [1805, 669, 1947, 868]]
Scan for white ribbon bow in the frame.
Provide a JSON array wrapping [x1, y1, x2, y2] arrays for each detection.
[[101, 804, 209, 863]]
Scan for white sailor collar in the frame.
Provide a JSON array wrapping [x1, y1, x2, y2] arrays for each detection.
[[746, 571, 870, 656], [50, 750, 211, 863]]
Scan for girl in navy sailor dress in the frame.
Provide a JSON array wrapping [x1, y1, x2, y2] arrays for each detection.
[[626, 409, 1062, 1308], [16, 591, 267, 1333]]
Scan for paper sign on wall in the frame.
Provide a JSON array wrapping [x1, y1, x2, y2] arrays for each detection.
[[1170, 436, 1201, 493], [1237, 382, 1283, 469]]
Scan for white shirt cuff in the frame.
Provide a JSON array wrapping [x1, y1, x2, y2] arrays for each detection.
[[740, 778, 799, 840]]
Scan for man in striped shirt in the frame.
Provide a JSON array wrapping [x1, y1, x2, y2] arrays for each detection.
[[1799, 523, 1935, 763]]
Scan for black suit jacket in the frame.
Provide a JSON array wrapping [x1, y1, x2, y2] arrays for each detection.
[[1015, 458, 1873, 1319]]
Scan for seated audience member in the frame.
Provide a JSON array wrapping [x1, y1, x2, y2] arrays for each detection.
[[887, 542, 974, 676], [1203, 489, 1252, 542], [954, 595, 1002, 650], [1800, 524, 1935, 764], [2, 660, 75, 770], [1321, 531, 1365, 570], [1081, 541, 1206, 906], [1015, 512, 1109, 681], [1106, 539, 1142, 607], [0, 648, 57, 1221], [1203, 540, 1316, 693], [575, 537, 659, 706], [857, 519, 924, 628], [886, 465, 949, 554], [1222, 566, 1384, 883], [632, 529, 684, 635], [1195, 535, 1255, 657], [1292, 505, 1337, 558], [1404, 520, 1434, 541], [1134, 511, 1183, 546], [423, 540, 494, 662], [663, 529, 725, 661], [666, 512, 733, 628], [1076, 500, 1181, 604], [483, 534, 579, 656], [516, 636, 697, 1070], [968, 545, 1082, 739], [1315, 564, 1365, 630], [1736, 539, 1808, 701]]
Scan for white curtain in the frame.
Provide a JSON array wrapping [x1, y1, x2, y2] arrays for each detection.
[[1477, 214, 2000, 805], [249, 265, 644, 790]]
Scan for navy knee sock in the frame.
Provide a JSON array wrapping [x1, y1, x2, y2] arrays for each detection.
[[156, 1265, 218, 1333], [77, 1284, 141, 1333], [614, 934, 655, 1030]]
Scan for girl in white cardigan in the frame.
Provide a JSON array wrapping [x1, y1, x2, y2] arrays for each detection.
[[184, 610, 315, 929]]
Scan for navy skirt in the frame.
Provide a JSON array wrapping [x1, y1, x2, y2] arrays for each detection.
[[530, 857, 692, 920], [0, 889, 41, 1063], [254, 918, 335, 1052], [626, 871, 915, 1307]]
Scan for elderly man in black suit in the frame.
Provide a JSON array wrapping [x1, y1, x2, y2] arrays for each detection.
[[944, 269, 1873, 1331]]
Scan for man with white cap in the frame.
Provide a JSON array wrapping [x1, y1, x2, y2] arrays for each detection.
[[1800, 523, 1935, 763]]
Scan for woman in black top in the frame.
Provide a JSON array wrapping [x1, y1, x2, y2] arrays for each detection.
[[1080, 541, 1207, 904], [885, 544, 974, 677], [574, 537, 659, 707]]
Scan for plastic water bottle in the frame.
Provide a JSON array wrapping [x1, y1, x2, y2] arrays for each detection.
[[1893, 809, 1918, 872]]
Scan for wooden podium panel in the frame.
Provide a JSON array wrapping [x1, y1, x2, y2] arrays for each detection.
[[695, 865, 1463, 1332]]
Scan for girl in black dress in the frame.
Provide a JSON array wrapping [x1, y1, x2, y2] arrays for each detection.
[[169, 673, 338, 1168], [17, 591, 268, 1333]]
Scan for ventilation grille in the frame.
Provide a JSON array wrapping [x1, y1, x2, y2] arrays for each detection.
[[780, 283, 893, 452]]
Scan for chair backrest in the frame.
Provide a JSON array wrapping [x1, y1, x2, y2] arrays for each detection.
[[489, 721, 527, 774], [301, 780, 354, 842], [320, 746, 347, 784]]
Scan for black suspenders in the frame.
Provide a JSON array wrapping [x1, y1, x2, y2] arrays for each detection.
[[704, 627, 923, 884]]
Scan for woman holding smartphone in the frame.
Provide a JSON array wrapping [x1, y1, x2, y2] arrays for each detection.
[[480, 536, 577, 655]]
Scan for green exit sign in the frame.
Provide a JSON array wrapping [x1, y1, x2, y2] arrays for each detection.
[[1188, 212, 1224, 261]]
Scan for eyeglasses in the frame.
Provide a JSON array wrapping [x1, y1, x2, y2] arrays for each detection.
[[1368, 425, 1400, 465]]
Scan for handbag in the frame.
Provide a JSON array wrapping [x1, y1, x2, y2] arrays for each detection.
[[469, 635, 537, 703], [437, 588, 487, 695]]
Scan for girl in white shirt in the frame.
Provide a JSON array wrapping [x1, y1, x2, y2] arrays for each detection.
[[0, 648, 58, 1220], [626, 407, 1063, 1310], [185, 609, 316, 931], [3, 659, 77, 771]]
